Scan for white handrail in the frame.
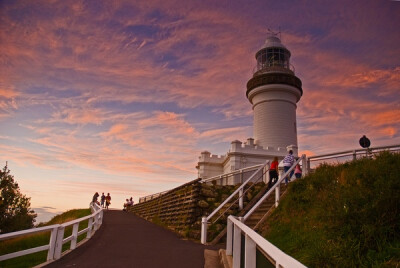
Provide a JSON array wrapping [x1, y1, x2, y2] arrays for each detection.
[[138, 164, 263, 203], [201, 160, 269, 244], [200, 164, 263, 184], [227, 215, 307, 268], [244, 155, 305, 221], [0, 202, 104, 263], [139, 190, 170, 203]]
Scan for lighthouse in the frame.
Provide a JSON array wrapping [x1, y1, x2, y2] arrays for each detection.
[[197, 33, 303, 181], [246, 33, 303, 150]]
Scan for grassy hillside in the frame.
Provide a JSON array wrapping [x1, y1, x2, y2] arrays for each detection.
[[0, 208, 91, 268], [262, 152, 400, 267]]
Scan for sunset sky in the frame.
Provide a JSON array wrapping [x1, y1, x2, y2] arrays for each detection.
[[1, 0, 399, 223]]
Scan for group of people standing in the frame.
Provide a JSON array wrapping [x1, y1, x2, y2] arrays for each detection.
[[268, 150, 302, 188], [92, 192, 112, 209], [123, 197, 134, 211]]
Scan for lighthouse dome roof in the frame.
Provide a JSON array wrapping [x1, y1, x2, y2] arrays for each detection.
[[261, 35, 287, 50]]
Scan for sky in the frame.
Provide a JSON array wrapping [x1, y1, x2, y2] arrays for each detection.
[[1, 0, 399, 223]]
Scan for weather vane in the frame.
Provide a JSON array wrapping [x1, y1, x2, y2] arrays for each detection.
[[267, 27, 281, 39]]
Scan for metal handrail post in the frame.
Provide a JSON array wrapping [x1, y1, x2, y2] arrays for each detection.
[[226, 217, 233, 255], [302, 154, 307, 177], [275, 183, 280, 207], [239, 188, 244, 210], [201, 217, 208, 244]]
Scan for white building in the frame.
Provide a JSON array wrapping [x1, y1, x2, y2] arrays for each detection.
[[197, 33, 303, 183]]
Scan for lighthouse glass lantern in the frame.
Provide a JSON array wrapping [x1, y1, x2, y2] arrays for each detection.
[[255, 36, 292, 73]]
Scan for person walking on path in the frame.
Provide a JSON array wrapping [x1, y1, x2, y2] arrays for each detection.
[[92, 192, 99, 205], [283, 150, 295, 185], [294, 164, 302, 179], [268, 157, 279, 188], [105, 193, 111, 209], [100, 192, 106, 208]]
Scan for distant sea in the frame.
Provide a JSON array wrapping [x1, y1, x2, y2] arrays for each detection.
[[33, 207, 62, 225]]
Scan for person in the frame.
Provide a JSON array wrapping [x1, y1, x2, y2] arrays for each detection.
[[123, 197, 134, 211], [105, 193, 111, 209], [92, 192, 99, 205], [294, 164, 302, 179], [123, 198, 133, 211], [123, 199, 129, 211], [283, 150, 295, 185], [268, 157, 279, 188], [100, 193, 106, 208]]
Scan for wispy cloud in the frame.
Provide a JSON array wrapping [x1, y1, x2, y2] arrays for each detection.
[[1, 0, 399, 212]]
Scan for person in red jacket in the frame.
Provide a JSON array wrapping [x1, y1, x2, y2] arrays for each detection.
[[269, 157, 279, 188]]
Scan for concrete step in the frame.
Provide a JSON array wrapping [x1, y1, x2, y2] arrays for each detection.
[[219, 249, 232, 268], [204, 249, 224, 268]]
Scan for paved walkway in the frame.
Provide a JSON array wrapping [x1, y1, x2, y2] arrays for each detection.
[[45, 210, 221, 268]]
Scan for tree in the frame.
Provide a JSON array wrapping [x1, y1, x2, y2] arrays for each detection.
[[0, 164, 36, 234]]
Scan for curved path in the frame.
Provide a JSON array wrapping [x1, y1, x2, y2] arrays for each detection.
[[45, 210, 220, 268]]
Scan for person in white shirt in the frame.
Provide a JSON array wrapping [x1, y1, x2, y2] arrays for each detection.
[[283, 150, 295, 185]]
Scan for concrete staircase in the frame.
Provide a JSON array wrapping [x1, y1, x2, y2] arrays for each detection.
[[245, 182, 288, 230], [209, 182, 288, 245], [207, 182, 289, 268]]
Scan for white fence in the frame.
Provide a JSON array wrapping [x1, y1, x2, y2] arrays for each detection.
[[0, 202, 103, 263], [306, 144, 400, 173], [226, 216, 307, 268]]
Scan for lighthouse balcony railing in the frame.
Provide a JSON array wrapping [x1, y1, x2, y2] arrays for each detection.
[[0, 202, 103, 263], [306, 144, 400, 173], [253, 64, 295, 76]]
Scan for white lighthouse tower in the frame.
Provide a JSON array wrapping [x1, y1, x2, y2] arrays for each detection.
[[197, 33, 303, 181], [246, 33, 303, 150]]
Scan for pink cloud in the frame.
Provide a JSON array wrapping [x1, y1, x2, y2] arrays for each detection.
[[1, 0, 399, 211], [51, 107, 106, 125], [200, 126, 251, 144]]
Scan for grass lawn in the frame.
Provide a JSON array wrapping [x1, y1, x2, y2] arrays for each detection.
[[0, 208, 92, 268]]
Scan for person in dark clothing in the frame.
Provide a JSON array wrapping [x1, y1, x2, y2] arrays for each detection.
[[100, 193, 106, 208], [92, 192, 99, 204]]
